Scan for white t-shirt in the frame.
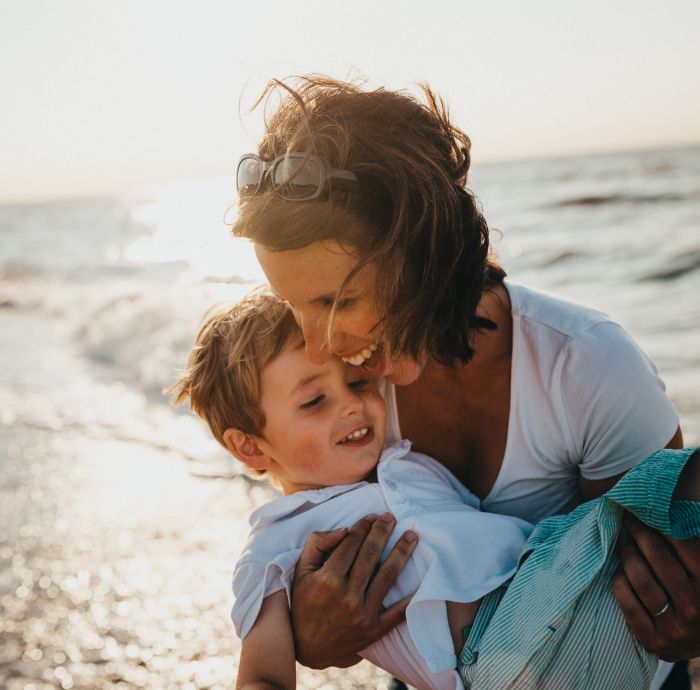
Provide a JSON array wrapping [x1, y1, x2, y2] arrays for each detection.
[[382, 281, 679, 524], [232, 442, 533, 690], [380, 281, 679, 689]]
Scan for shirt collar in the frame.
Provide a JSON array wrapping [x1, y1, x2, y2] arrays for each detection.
[[249, 440, 412, 528]]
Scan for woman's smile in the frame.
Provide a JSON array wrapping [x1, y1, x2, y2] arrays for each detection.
[[340, 342, 378, 367]]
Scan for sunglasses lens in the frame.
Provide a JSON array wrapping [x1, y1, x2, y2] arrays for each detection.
[[237, 157, 263, 194], [273, 156, 322, 199]]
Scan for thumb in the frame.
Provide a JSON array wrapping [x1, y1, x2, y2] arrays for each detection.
[[377, 593, 412, 636], [295, 528, 348, 574]]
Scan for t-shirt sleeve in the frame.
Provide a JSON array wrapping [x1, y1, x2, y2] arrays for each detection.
[[560, 321, 679, 480]]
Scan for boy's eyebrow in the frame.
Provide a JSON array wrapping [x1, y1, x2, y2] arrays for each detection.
[[292, 372, 325, 393]]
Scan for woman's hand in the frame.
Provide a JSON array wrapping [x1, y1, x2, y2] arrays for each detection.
[[290, 513, 418, 669], [612, 513, 700, 661]]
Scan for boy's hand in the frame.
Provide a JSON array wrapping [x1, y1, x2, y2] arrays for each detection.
[[290, 514, 418, 669]]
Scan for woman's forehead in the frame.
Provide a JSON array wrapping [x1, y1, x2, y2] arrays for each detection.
[[255, 241, 369, 303]]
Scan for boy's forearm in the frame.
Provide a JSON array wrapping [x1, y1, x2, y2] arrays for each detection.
[[237, 680, 293, 690], [237, 651, 296, 690], [237, 591, 296, 690]]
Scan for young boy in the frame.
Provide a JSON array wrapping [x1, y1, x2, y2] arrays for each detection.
[[171, 290, 700, 690]]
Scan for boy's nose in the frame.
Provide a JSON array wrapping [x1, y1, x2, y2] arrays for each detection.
[[340, 390, 364, 417]]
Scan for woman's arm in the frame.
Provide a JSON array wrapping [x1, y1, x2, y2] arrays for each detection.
[[290, 514, 418, 669], [237, 590, 296, 690], [580, 427, 700, 659], [611, 427, 700, 661]]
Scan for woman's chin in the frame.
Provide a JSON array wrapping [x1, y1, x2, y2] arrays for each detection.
[[359, 346, 424, 385], [383, 358, 424, 386]]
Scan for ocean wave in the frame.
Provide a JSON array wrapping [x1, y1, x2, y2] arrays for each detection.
[[638, 249, 700, 282], [549, 191, 692, 208], [69, 282, 254, 401], [536, 249, 585, 267]]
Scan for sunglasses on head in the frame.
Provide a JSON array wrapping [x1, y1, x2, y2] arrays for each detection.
[[236, 152, 358, 201]]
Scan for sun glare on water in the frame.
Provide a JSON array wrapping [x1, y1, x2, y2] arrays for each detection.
[[124, 177, 264, 285]]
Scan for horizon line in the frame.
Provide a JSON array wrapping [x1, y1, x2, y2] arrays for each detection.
[[2, 139, 699, 207]]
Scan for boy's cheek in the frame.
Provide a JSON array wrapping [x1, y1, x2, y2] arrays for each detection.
[[291, 437, 330, 470]]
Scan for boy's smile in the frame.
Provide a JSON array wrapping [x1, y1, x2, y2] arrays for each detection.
[[255, 340, 386, 495]]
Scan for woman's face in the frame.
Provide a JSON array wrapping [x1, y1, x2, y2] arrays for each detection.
[[255, 240, 424, 385]]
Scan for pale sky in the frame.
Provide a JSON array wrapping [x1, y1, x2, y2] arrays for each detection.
[[1, 0, 699, 202]]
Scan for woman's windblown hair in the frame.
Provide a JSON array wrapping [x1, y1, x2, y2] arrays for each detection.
[[232, 75, 505, 365]]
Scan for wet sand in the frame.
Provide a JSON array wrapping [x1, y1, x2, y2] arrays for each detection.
[[0, 423, 393, 690]]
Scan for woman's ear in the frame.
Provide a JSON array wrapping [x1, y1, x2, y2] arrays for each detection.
[[222, 428, 270, 472]]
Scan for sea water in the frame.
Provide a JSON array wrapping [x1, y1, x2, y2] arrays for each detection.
[[2, 145, 698, 452], [1, 145, 699, 689]]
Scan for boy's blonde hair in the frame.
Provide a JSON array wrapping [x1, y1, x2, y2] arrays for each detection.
[[170, 288, 300, 446]]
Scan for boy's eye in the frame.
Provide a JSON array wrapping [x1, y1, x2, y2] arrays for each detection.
[[300, 395, 324, 409]]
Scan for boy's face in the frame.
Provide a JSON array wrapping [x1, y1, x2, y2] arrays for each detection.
[[257, 340, 386, 495]]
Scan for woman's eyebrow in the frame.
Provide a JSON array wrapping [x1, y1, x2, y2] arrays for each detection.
[[310, 289, 357, 305], [310, 292, 336, 305]]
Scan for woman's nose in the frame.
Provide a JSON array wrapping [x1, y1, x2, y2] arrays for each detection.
[[304, 335, 331, 364], [298, 313, 331, 364], [298, 312, 344, 364]]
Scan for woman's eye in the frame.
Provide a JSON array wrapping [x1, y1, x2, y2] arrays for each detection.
[[300, 395, 324, 409], [336, 298, 356, 310], [348, 379, 369, 391], [321, 297, 356, 310]]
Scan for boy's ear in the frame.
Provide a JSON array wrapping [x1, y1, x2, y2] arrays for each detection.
[[222, 428, 270, 472]]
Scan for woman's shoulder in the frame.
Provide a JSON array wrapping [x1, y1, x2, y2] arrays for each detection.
[[505, 280, 612, 339], [506, 279, 658, 385]]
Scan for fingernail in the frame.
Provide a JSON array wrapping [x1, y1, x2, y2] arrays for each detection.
[[404, 530, 418, 543], [380, 512, 395, 523], [365, 513, 379, 521]]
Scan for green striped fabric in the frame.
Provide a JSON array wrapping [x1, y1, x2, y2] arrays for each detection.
[[458, 447, 700, 690]]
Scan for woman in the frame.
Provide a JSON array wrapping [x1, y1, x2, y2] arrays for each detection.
[[232, 76, 699, 687]]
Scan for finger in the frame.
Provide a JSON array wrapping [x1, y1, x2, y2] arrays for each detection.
[[295, 527, 349, 576], [376, 593, 412, 636], [347, 512, 397, 591], [617, 525, 670, 616], [664, 536, 700, 626], [611, 568, 658, 649], [323, 515, 378, 576], [623, 516, 695, 610], [667, 535, 700, 575], [366, 529, 419, 610]]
